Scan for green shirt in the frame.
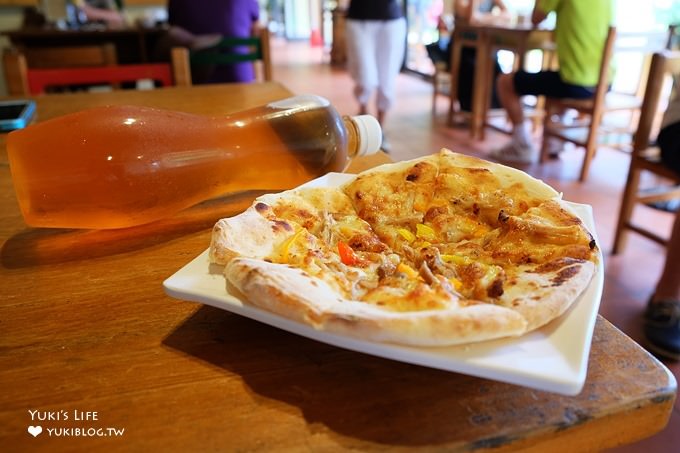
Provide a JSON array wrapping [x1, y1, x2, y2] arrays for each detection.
[[538, 0, 612, 87]]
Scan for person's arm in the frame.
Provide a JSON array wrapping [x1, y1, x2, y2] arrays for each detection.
[[74, 0, 125, 28], [249, 0, 261, 36], [454, 0, 476, 23], [493, 0, 508, 13], [531, 1, 549, 26]]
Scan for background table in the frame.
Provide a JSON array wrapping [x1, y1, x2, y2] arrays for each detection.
[[448, 22, 554, 140], [3, 26, 168, 64], [0, 82, 675, 451]]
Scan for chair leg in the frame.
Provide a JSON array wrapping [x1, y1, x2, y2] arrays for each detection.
[[612, 161, 642, 255], [447, 39, 463, 127], [447, 85, 456, 126], [579, 114, 602, 182], [432, 76, 439, 116], [539, 100, 553, 164]]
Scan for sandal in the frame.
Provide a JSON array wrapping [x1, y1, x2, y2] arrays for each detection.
[[643, 298, 680, 361]]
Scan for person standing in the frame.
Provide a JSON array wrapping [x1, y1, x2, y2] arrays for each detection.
[[167, 0, 260, 83], [491, 0, 613, 163], [643, 89, 680, 360], [345, 0, 406, 151]]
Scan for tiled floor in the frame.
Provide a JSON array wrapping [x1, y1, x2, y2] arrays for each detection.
[[270, 38, 679, 451]]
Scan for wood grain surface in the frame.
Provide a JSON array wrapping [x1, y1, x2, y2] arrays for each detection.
[[0, 82, 675, 452]]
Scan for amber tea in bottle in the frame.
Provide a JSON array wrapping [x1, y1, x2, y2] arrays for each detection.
[[7, 95, 381, 229]]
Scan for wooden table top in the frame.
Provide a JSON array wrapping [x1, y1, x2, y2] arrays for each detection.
[[0, 82, 675, 451]]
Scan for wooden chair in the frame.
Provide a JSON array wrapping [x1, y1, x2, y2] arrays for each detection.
[[19, 43, 118, 69], [2, 47, 190, 95], [446, 28, 480, 127], [539, 26, 623, 182], [611, 50, 680, 254], [607, 28, 677, 138], [431, 60, 451, 115], [184, 27, 272, 84], [540, 27, 673, 182]]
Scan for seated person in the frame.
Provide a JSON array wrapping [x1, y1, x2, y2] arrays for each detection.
[[425, 15, 454, 69], [491, 0, 612, 164], [73, 0, 126, 29], [644, 92, 680, 359], [648, 97, 680, 212], [426, 0, 508, 69], [167, 0, 260, 84], [426, 0, 508, 112]]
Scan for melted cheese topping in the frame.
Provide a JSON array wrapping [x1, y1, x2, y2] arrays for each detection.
[[259, 151, 597, 312]]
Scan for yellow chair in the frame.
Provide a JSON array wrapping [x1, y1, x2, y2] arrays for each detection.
[[612, 50, 680, 254]]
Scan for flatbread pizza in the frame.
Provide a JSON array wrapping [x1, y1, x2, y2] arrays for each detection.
[[209, 150, 598, 346]]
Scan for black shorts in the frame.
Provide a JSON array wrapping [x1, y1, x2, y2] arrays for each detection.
[[513, 70, 596, 99], [658, 121, 680, 176]]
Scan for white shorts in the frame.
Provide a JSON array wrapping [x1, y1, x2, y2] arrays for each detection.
[[345, 17, 406, 112]]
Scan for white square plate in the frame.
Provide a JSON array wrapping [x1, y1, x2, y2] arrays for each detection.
[[164, 173, 604, 396]]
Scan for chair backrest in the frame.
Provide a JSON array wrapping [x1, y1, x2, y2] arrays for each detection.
[[2, 47, 190, 95], [188, 27, 272, 82], [588, 26, 618, 116], [632, 49, 680, 155], [612, 28, 676, 98], [20, 43, 118, 69], [611, 49, 680, 253]]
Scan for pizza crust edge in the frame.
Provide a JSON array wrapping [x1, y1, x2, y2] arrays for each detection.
[[226, 258, 529, 347]]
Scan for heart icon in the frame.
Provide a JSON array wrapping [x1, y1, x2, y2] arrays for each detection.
[[28, 425, 42, 437]]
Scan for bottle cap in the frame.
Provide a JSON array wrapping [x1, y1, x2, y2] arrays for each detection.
[[350, 115, 382, 156]]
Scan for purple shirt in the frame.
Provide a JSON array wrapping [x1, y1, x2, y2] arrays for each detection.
[[168, 0, 260, 83]]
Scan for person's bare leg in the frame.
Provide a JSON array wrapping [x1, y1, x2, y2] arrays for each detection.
[[168, 26, 221, 50], [377, 109, 385, 126], [496, 72, 524, 127], [653, 213, 680, 302], [492, 72, 534, 161]]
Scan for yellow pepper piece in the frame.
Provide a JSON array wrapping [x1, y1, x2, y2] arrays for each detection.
[[448, 277, 463, 291], [397, 228, 416, 243], [440, 254, 472, 265], [397, 262, 419, 279], [473, 224, 490, 238], [416, 223, 437, 242], [280, 229, 305, 263]]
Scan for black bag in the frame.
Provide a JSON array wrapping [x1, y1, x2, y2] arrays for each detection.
[[426, 38, 503, 112], [457, 46, 502, 112]]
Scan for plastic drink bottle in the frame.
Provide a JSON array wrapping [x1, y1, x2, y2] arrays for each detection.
[[7, 95, 381, 229]]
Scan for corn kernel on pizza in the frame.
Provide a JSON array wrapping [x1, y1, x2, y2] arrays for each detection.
[[209, 150, 598, 346]]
